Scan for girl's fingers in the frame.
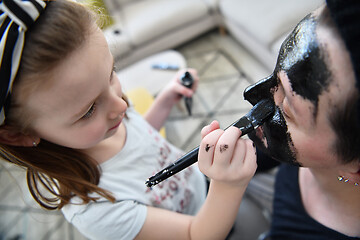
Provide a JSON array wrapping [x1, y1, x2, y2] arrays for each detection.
[[175, 68, 199, 94], [185, 68, 199, 91], [199, 126, 257, 185], [231, 140, 247, 168], [201, 120, 220, 139], [231, 139, 256, 171], [198, 129, 224, 171], [174, 82, 193, 97], [212, 127, 242, 166], [243, 140, 257, 173]]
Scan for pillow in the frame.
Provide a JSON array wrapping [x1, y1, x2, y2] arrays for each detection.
[[126, 88, 166, 138]]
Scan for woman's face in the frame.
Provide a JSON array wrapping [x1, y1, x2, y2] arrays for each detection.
[[244, 13, 356, 170]]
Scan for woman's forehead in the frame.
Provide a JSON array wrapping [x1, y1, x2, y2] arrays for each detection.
[[277, 11, 356, 125], [276, 14, 332, 118]]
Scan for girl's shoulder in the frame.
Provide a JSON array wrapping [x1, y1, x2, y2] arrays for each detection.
[[62, 199, 147, 240]]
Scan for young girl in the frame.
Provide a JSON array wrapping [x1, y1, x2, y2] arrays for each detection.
[[0, 0, 257, 239]]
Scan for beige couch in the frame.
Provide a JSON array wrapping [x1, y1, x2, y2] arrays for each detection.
[[102, 0, 324, 70], [102, 0, 220, 68], [219, 0, 324, 70]]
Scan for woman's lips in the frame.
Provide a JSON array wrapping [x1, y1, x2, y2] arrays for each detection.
[[255, 126, 264, 139], [255, 126, 268, 148]]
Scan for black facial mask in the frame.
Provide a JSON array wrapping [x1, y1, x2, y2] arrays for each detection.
[[243, 14, 331, 166], [244, 74, 298, 165], [277, 14, 331, 117]]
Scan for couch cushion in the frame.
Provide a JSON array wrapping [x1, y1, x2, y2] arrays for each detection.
[[220, 0, 324, 47], [200, 0, 220, 11], [103, 23, 132, 58], [122, 0, 212, 46]]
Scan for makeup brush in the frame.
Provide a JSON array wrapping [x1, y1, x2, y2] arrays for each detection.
[[180, 71, 194, 116], [145, 99, 274, 188]]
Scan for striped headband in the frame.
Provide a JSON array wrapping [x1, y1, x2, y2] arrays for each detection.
[[0, 0, 47, 125]]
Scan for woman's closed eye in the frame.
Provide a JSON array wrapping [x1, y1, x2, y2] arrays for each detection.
[[277, 76, 294, 121], [81, 103, 96, 120], [281, 97, 293, 120]]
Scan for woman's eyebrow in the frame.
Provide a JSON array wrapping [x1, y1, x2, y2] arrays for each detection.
[[277, 73, 297, 112], [280, 74, 320, 124], [277, 73, 294, 98]]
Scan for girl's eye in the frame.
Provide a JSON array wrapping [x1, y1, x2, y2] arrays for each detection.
[[110, 66, 117, 82], [81, 103, 96, 120]]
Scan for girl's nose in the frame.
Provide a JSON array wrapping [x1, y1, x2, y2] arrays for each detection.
[[244, 74, 277, 105], [108, 95, 127, 120]]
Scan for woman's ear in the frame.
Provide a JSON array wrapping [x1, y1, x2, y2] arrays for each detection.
[[0, 125, 39, 147], [338, 161, 360, 186]]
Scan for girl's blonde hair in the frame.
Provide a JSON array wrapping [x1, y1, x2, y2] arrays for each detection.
[[1, 0, 120, 210]]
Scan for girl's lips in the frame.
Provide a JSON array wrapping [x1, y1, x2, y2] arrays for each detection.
[[109, 121, 121, 131]]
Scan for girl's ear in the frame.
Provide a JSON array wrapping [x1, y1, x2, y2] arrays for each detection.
[[0, 125, 38, 147]]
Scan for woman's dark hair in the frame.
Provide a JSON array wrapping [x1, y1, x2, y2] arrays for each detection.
[[318, 7, 360, 164]]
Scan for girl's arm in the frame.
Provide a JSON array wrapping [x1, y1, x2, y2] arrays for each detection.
[[144, 69, 199, 130], [135, 121, 257, 240]]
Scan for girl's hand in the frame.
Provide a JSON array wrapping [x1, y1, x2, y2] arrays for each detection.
[[145, 68, 199, 130], [157, 68, 199, 107], [198, 120, 257, 188]]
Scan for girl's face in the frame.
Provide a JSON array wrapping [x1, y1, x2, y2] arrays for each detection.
[[23, 27, 128, 150], [244, 13, 356, 170]]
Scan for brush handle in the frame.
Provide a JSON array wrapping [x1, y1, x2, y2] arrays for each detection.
[[145, 116, 254, 187], [146, 147, 199, 187], [180, 71, 193, 116], [146, 99, 274, 188]]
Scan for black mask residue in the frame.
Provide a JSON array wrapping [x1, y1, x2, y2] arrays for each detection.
[[243, 14, 332, 166], [244, 75, 277, 106], [245, 74, 298, 165], [247, 104, 298, 165], [277, 14, 331, 117]]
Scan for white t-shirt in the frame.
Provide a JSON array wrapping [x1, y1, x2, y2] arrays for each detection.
[[62, 107, 207, 240]]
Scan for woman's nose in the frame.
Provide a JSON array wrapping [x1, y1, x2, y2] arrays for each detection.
[[243, 74, 277, 105]]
